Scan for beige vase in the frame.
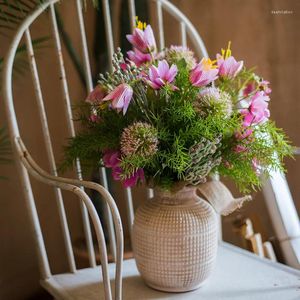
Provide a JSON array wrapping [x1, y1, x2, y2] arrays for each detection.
[[132, 184, 219, 292]]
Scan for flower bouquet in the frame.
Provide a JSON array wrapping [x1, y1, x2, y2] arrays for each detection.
[[63, 19, 292, 291]]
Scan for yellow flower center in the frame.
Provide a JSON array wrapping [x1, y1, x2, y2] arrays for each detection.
[[202, 58, 217, 70], [135, 16, 147, 30], [221, 41, 232, 59], [99, 102, 109, 110]]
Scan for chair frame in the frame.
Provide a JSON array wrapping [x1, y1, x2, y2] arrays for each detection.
[[2, 1, 209, 299], [2, 0, 299, 299]]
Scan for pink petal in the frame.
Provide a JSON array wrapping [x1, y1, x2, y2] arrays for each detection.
[[243, 113, 254, 127], [190, 67, 218, 87], [112, 166, 122, 181], [122, 175, 138, 188], [122, 88, 133, 115], [190, 67, 202, 84], [154, 78, 165, 87], [143, 25, 156, 52], [137, 168, 145, 181], [122, 168, 144, 188], [127, 49, 151, 66], [234, 60, 243, 76], [218, 56, 243, 78], [167, 64, 178, 82], [103, 84, 124, 101], [216, 54, 224, 66], [103, 150, 120, 168], [234, 145, 247, 153], [126, 28, 148, 53], [149, 65, 159, 82], [147, 80, 161, 89], [158, 60, 169, 78], [86, 85, 106, 103]]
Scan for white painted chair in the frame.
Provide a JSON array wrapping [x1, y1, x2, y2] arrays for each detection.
[[2, 1, 209, 299], [2, 0, 299, 299]]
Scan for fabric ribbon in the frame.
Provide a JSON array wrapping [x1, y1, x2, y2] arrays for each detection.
[[196, 180, 252, 216]]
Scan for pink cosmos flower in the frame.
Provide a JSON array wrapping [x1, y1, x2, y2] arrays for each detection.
[[259, 80, 272, 95], [234, 128, 253, 153], [103, 150, 121, 168], [240, 91, 270, 127], [234, 145, 247, 153], [189, 58, 219, 87], [103, 83, 133, 115], [86, 85, 106, 104], [103, 150, 144, 187], [217, 54, 243, 79], [126, 25, 156, 53], [148, 60, 178, 90], [111, 166, 122, 181], [243, 82, 256, 96], [127, 48, 152, 67], [111, 166, 144, 187], [122, 168, 145, 188]]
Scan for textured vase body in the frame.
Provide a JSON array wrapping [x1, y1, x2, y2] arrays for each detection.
[[132, 185, 218, 292]]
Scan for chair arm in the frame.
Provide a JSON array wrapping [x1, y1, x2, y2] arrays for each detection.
[[16, 137, 123, 300], [15, 137, 116, 300]]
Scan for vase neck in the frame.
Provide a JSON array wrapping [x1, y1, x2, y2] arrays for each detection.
[[154, 186, 198, 205]]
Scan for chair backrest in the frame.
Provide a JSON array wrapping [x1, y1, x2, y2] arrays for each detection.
[[2, 0, 209, 299]]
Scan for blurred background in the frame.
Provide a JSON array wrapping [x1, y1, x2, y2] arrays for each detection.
[[0, 0, 299, 299]]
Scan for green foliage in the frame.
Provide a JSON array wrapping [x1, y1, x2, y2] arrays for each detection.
[[217, 121, 293, 192]]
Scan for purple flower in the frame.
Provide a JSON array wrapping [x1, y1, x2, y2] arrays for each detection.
[[127, 48, 152, 67], [240, 91, 270, 127], [103, 150, 120, 168], [103, 149, 144, 188], [189, 58, 219, 87], [111, 166, 122, 181], [126, 25, 156, 53], [111, 166, 144, 187], [86, 85, 106, 104], [148, 60, 178, 90], [217, 54, 243, 78], [103, 83, 133, 115], [122, 168, 145, 188]]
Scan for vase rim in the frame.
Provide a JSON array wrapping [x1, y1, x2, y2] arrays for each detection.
[[154, 182, 198, 197], [153, 181, 196, 191]]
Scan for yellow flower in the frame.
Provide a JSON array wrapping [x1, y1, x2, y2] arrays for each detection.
[[201, 58, 217, 71], [99, 102, 109, 110], [135, 16, 146, 30], [221, 41, 232, 59]]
